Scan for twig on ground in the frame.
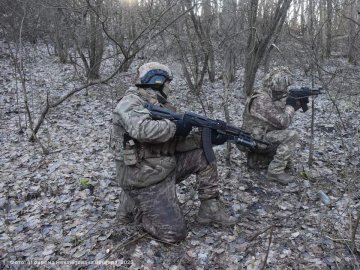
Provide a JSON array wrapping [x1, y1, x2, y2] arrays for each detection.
[[261, 226, 274, 270], [249, 225, 275, 242], [104, 232, 148, 260]]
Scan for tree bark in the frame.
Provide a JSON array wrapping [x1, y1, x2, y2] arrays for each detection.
[[348, 0, 358, 64], [54, 8, 68, 63], [88, 0, 104, 80], [221, 0, 237, 83], [243, 0, 292, 97], [325, 0, 332, 57], [203, 0, 216, 82]]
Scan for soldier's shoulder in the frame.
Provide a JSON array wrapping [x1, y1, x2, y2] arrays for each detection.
[[253, 92, 271, 102], [114, 91, 146, 118], [249, 92, 269, 105], [119, 88, 143, 104], [125, 86, 139, 95]]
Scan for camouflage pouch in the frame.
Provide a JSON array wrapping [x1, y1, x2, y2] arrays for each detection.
[[124, 139, 139, 166]]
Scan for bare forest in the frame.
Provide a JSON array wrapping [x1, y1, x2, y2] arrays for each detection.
[[1, 0, 360, 269]]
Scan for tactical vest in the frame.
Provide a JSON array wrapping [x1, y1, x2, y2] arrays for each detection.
[[110, 87, 177, 165], [242, 92, 276, 140]]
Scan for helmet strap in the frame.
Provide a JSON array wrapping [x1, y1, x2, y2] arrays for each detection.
[[151, 84, 168, 100], [138, 88, 159, 105], [156, 93, 167, 104], [158, 88, 168, 100]]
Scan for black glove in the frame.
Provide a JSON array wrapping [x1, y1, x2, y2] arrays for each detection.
[[211, 130, 228, 145], [303, 96, 310, 104], [174, 118, 192, 137], [285, 96, 301, 111], [298, 96, 310, 112], [297, 90, 310, 105]]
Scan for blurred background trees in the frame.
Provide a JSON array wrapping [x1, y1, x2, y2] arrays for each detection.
[[0, 0, 358, 84], [0, 0, 359, 140], [1, 0, 359, 90]]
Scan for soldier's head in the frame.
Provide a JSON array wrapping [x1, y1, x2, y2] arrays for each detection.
[[135, 62, 173, 99], [263, 66, 293, 99]]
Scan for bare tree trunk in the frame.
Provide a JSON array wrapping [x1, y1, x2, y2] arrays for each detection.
[[120, 0, 138, 72], [222, 49, 235, 166], [203, 0, 216, 82], [325, 0, 332, 57], [171, 0, 212, 113], [244, 0, 292, 97], [221, 0, 237, 83], [223, 47, 236, 83], [243, 0, 259, 97], [307, 0, 316, 166], [88, 1, 104, 80], [319, 0, 325, 61], [223, 83, 232, 168], [53, 8, 68, 63], [214, 0, 220, 30], [301, 0, 306, 35], [14, 9, 49, 153], [348, 0, 358, 64], [220, 0, 238, 166]]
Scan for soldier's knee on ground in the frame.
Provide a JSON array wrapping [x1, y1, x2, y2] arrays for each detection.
[[162, 225, 187, 243], [142, 215, 187, 243], [116, 191, 136, 225]]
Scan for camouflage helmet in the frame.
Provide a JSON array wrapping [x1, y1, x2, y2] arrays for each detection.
[[263, 66, 293, 92], [135, 62, 173, 88]]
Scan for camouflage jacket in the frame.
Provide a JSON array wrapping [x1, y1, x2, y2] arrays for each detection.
[[110, 87, 201, 188], [242, 90, 295, 140]]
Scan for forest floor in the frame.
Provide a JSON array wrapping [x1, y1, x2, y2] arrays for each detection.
[[1, 41, 360, 270]]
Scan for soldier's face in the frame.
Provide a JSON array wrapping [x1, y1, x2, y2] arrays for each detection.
[[272, 90, 288, 101], [162, 81, 172, 97]]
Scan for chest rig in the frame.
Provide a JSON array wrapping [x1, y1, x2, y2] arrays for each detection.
[[118, 88, 178, 165]]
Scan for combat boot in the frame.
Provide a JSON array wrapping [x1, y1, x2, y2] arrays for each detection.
[[197, 199, 236, 226], [266, 172, 294, 185], [116, 191, 136, 225]]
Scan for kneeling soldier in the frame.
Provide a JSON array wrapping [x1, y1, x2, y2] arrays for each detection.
[[240, 67, 301, 185], [110, 62, 235, 243]]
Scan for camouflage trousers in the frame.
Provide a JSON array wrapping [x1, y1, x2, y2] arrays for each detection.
[[264, 129, 299, 174], [122, 149, 219, 243]]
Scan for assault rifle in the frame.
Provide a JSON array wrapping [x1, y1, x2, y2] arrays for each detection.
[[288, 87, 323, 112], [144, 103, 267, 163]]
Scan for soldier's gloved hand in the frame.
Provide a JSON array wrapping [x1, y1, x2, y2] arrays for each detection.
[[211, 130, 228, 145], [286, 96, 301, 111], [174, 118, 192, 137], [299, 97, 309, 107], [301, 96, 310, 104], [296, 90, 310, 103]]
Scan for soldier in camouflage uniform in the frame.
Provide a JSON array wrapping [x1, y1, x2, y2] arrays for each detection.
[[110, 62, 235, 243], [240, 67, 302, 185]]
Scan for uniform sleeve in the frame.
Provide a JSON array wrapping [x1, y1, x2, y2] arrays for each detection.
[[113, 94, 176, 143], [250, 94, 295, 129]]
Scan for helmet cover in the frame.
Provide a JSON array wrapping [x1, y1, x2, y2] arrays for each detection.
[[263, 66, 293, 93], [136, 62, 173, 87]]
